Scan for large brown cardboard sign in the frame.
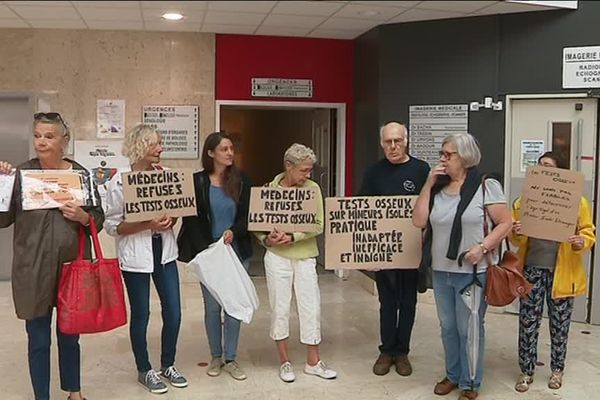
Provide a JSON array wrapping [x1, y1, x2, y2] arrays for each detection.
[[248, 186, 319, 232], [123, 168, 196, 222], [325, 196, 421, 270], [520, 165, 584, 242]]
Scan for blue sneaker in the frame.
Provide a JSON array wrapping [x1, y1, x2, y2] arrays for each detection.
[[138, 369, 168, 394], [160, 365, 188, 388]]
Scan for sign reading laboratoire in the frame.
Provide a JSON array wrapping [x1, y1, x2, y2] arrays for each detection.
[[122, 169, 196, 222], [520, 166, 584, 242], [325, 196, 421, 270], [142, 105, 199, 159], [247, 187, 319, 232], [251, 78, 313, 98], [409, 104, 468, 166], [563, 46, 600, 88]]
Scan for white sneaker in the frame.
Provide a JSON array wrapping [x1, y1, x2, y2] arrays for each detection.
[[304, 360, 337, 379], [279, 361, 295, 383]]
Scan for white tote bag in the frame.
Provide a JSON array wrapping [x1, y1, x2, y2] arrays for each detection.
[[188, 238, 259, 324]]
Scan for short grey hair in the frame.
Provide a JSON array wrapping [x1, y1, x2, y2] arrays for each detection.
[[122, 124, 160, 164], [442, 133, 481, 168], [284, 143, 317, 165], [379, 122, 408, 146]]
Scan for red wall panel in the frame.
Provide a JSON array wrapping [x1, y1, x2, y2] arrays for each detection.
[[216, 34, 354, 194]]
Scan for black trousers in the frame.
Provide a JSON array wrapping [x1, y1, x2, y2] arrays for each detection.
[[375, 269, 419, 356]]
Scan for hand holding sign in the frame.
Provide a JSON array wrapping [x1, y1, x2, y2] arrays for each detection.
[[148, 214, 173, 231], [60, 201, 89, 225]]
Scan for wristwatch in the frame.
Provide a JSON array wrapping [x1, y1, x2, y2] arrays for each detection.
[[479, 242, 489, 254]]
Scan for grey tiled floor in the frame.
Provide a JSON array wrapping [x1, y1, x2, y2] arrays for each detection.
[[1, 275, 599, 400]]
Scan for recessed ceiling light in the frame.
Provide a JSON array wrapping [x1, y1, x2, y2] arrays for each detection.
[[162, 12, 184, 21], [359, 10, 380, 17]]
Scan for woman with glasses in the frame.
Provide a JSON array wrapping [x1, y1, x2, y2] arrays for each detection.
[[511, 151, 595, 392], [255, 143, 336, 383], [104, 124, 187, 394], [177, 131, 253, 381], [0, 112, 104, 400], [412, 133, 512, 400]]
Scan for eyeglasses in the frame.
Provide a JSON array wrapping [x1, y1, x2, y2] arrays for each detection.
[[382, 138, 405, 148], [34, 112, 67, 127], [438, 150, 458, 159]]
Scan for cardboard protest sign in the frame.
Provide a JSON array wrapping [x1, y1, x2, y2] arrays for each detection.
[[122, 168, 196, 222], [325, 196, 421, 270], [248, 186, 319, 232], [21, 170, 87, 210], [520, 165, 584, 242], [0, 171, 15, 212]]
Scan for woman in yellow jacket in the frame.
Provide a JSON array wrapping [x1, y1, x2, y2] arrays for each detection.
[[511, 151, 595, 393]]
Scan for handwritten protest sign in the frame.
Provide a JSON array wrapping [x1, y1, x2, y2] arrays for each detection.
[[520, 165, 584, 242], [248, 186, 319, 232], [21, 170, 87, 210], [325, 196, 421, 270], [0, 172, 15, 212], [122, 168, 196, 222]]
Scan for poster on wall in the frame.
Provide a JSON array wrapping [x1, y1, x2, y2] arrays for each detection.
[[520, 165, 583, 242], [520, 140, 545, 172], [325, 196, 421, 270], [408, 104, 468, 166], [97, 99, 125, 138], [563, 46, 600, 88], [142, 105, 199, 159], [74, 140, 129, 210]]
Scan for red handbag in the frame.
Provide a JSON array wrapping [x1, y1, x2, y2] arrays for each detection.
[[57, 217, 127, 334]]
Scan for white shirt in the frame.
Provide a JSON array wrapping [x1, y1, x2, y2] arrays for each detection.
[[103, 168, 178, 273]]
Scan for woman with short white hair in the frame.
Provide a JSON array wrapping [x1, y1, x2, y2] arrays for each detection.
[[256, 143, 336, 383], [413, 133, 512, 400]]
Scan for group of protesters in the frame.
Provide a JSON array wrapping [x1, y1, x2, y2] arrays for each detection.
[[0, 114, 593, 400]]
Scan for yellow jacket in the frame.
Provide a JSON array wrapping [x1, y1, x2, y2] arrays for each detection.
[[510, 196, 595, 299]]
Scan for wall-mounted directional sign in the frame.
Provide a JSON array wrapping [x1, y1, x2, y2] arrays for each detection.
[[251, 78, 313, 98]]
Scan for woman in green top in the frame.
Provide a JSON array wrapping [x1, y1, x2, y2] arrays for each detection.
[[256, 143, 336, 383]]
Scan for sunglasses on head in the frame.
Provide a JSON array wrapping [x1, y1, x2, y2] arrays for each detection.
[[34, 112, 66, 125]]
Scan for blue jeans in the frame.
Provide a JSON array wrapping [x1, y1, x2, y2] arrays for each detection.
[[432, 270, 487, 390], [201, 259, 249, 361], [26, 310, 80, 400], [122, 236, 182, 372]]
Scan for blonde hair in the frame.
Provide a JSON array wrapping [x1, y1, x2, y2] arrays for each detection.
[[122, 124, 160, 164], [284, 143, 317, 165]]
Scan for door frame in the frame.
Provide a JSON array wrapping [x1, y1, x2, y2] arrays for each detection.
[[503, 93, 590, 198], [215, 100, 347, 197], [504, 93, 600, 323]]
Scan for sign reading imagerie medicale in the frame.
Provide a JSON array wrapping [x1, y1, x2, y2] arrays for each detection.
[[563, 46, 600, 88], [409, 104, 468, 167], [325, 196, 421, 270], [142, 105, 199, 159], [251, 78, 313, 98]]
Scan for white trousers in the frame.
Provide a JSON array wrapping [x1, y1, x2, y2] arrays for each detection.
[[264, 250, 321, 345]]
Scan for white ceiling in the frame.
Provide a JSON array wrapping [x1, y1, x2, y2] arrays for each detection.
[[0, 1, 576, 39]]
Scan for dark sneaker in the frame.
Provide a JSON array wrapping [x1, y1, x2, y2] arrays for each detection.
[[160, 365, 188, 388], [138, 369, 168, 394], [373, 353, 394, 376], [394, 354, 412, 376]]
